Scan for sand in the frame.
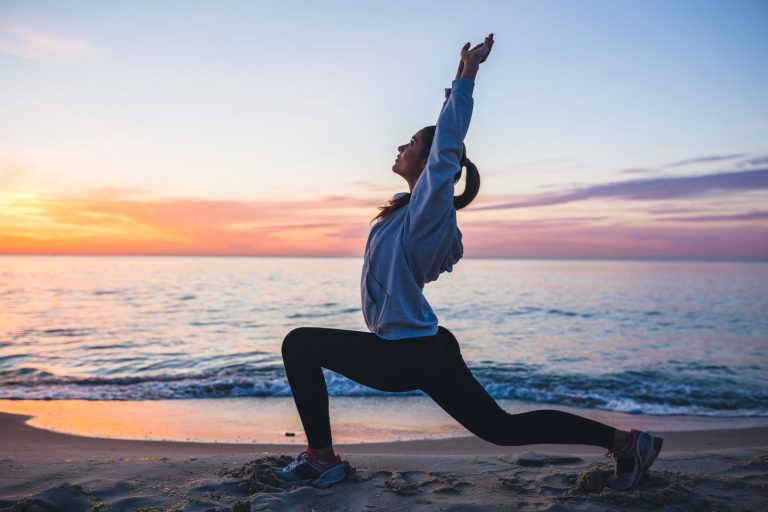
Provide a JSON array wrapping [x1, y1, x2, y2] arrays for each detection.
[[1, 411, 767, 512]]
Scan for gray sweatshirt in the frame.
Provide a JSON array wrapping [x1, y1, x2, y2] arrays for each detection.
[[360, 77, 475, 339]]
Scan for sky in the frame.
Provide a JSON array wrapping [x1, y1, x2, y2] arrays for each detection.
[[1, 0, 767, 260]]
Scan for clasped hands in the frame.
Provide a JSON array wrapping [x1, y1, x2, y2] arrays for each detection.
[[456, 33, 494, 81]]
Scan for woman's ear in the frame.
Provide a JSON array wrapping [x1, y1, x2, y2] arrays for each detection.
[[419, 158, 428, 172]]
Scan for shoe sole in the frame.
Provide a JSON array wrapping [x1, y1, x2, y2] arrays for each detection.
[[310, 462, 348, 488]]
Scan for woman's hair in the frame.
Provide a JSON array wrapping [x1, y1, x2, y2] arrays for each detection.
[[371, 125, 481, 223]]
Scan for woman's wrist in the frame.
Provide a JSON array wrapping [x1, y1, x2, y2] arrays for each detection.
[[455, 60, 464, 80], [460, 62, 480, 81]]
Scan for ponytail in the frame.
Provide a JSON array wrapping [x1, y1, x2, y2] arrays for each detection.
[[453, 151, 480, 211]]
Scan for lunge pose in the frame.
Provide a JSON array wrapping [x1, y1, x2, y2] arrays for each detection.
[[276, 34, 662, 491]]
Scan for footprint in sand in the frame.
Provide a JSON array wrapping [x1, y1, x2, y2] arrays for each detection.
[[383, 470, 473, 496], [384, 471, 421, 495]]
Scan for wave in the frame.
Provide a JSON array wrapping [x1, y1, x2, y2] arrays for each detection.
[[0, 362, 766, 417]]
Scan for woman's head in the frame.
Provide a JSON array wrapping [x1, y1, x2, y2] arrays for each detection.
[[374, 125, 480, 223], [391, 126, 435, 186]]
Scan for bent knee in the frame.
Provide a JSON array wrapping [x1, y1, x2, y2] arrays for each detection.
[[436, 326, 464, 366], [281, 327, 313, 358]]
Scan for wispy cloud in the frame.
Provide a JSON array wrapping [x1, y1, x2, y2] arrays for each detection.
[[617, 154, 760, 176], [649, 207, 706, 215], [474, 169, 768, 211], [0, 19, 100, 61], [618, 167, 654, 175], [658, 211, 768, 223], [663, 154, 747, 168], [738, 155, 768, 168], [463, 216, 608, 229]]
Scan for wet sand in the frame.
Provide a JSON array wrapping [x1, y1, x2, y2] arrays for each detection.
[[4, 397, 767, 445]]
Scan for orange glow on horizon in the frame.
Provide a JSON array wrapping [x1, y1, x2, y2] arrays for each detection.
[[1, 190, 766, 260], [0, 191, 378, 257]]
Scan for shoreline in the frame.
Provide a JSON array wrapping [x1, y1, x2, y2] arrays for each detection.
[[2, 410, 767, 511], [3, 397, 768, 446], [2, 409, 768, 453]]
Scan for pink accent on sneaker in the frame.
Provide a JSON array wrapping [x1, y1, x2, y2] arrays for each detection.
[[306, 447, 341, 465]]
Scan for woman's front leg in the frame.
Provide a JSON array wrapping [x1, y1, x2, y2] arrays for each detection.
[[281, 327, 335, 450], [281, 327, 437, 450]]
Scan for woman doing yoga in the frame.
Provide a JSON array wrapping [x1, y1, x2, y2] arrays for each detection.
[[276, 34, 662, 491]]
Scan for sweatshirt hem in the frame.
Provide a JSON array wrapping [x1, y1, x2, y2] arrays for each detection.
[[374, 325, 439, 340]]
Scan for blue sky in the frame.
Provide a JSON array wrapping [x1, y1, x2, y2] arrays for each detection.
[[1, 0, 767, 259]]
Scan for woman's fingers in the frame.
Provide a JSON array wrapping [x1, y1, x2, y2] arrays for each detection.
[[461, 34, 495, 64], [476, 33, 494, 63], [461, 34, 494, 56], [467, 44, 489, 59], [480, 35, 494, 63]]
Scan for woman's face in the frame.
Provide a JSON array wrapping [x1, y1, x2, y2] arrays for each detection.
[[392, 131, 427, 183]]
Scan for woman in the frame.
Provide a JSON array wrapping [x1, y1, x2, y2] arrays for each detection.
[[276, 34, 662, 491]]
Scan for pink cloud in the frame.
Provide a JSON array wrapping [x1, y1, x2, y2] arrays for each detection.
[[2, 186, 766, 260], [0, 20, 100, 61], [462, 222, 768, 260]]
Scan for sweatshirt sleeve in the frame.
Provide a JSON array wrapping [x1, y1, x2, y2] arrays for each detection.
[[402, 77, 474, 281]]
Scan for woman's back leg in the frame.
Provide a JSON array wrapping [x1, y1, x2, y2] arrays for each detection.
[[421, 327, 616, 449]]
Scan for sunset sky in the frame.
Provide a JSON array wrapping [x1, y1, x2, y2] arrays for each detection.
[[1, 0, 766, 259]]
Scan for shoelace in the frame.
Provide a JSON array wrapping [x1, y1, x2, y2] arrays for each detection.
[[285, 451, 310, 470]]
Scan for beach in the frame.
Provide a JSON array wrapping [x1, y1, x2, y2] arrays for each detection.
[[2, 256, 767, 510], [2, 410, 767, 511]]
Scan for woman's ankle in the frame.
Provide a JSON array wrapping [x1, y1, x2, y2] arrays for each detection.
[[309, 445, 336, 461], [611, 430, 631, 453]]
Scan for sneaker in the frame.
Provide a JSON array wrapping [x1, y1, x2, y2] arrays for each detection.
[[274, 448, 347, 488], [605, 429, 663, 491]]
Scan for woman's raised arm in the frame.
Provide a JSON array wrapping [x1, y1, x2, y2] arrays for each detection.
[[403, 34, 494, 281]]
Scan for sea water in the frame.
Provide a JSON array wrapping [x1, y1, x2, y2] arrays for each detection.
[[1, 256, 767, 421]]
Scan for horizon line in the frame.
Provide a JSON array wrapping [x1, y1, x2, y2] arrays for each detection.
[[1, 253, 766, 264]]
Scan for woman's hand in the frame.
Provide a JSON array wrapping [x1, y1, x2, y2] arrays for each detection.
[[457, 33, 494, 81]]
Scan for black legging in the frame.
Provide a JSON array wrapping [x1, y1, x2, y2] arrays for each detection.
[[281, 325, 616, 450]]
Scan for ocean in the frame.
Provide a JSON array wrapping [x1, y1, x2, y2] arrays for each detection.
[[2, 255, 766, 423]]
